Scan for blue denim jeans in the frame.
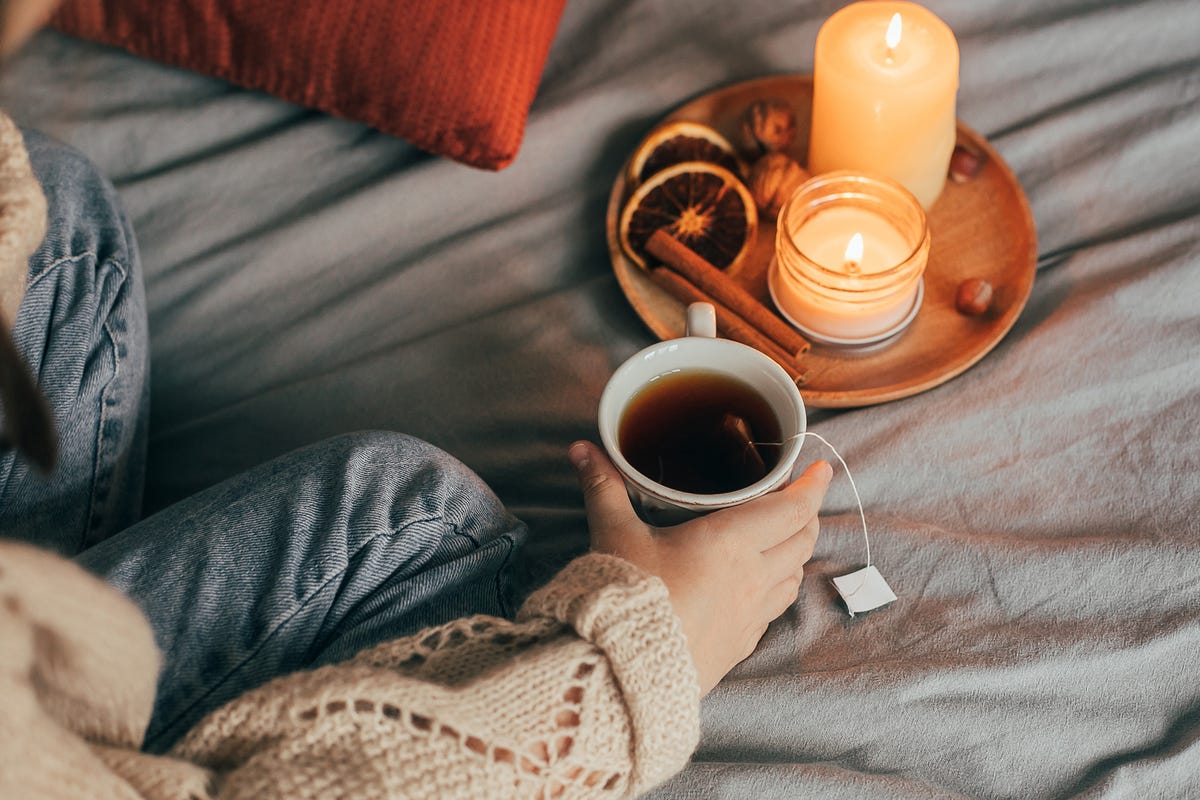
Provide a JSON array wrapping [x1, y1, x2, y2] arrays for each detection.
[[0, 131, 528, 752]]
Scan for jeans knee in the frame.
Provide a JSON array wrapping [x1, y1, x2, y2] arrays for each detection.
[[22, 128, 138, 284], [317, 431, 462, 482], [307, 431, 520, 546]]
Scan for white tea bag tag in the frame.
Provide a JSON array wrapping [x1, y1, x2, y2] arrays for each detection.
[[831, 566, 897, 617]]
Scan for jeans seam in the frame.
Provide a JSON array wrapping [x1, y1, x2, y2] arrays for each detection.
[[80, 293, 126, 552], [492, 532, 518, 618], [445, 519, 481, 549], [0, 249, 133, 547], [310, 517, 496, 660], [149, 514, 504, 749], [27, 250, 127, 291], [19, 252, 106, 380]]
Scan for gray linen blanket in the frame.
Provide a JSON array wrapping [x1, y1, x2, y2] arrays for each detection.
[[3, 0, 1197, 796]]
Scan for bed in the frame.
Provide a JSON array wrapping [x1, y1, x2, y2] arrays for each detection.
[[4, 0, 1197, 796]]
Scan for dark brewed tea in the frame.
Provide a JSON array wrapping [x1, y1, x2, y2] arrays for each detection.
[[618, 370, 782, 494]]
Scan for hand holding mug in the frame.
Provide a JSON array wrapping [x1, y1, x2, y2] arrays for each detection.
[[583, 302, 829, 692], [570, 440, 832, 695]]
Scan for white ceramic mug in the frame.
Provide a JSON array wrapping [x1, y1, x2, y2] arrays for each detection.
[[598, 303, 808, 525]]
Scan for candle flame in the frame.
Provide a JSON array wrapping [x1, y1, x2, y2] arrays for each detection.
[[886, 12, 902, 50], [845, 233, 864, 268]]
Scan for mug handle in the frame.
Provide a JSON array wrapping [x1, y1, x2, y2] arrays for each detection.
[[686, 302, 717, 338]]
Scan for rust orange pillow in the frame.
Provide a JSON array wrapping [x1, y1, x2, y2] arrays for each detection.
[[51, 0, 567, 170]]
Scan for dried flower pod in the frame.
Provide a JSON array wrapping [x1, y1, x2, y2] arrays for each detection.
[[748, 153, 809, 218], [742, 99, 798, 155], [948, 145, 986, 183], [956, 278, 993, 315]]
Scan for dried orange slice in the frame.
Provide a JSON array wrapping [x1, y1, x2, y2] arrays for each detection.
[[619, 161, 758, 271], [627, 121, 744, 186]]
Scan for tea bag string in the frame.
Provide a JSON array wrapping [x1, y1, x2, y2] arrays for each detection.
[[752, 430, 871, 572]]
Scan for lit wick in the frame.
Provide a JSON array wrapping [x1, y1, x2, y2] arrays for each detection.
[[844, 232, 864, 275], [885, 12, 902, 64]]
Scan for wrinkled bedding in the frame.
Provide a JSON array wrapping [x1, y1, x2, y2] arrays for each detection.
[[4, 0, 1197, 796]]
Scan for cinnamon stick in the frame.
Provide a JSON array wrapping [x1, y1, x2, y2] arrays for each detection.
[[650, 267, 808, 386], [646, 229, 810, 356]]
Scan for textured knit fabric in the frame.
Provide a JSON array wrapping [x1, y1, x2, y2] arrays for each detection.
[[0, 113, 46, 326], [50, 0, 568, 170], [0, 545, 701, 799]]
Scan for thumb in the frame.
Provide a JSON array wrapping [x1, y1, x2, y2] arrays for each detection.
[[568, 441, 643, 548]]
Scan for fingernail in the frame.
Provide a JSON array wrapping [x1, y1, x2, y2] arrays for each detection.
[[817, 460, 833, 483], [568, 442, 590, 470]]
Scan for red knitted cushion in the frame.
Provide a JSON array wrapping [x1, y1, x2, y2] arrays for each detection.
[[51, 0, 567, 170]]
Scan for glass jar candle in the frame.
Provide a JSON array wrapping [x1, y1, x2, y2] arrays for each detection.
[[768, 171, 930, 346]]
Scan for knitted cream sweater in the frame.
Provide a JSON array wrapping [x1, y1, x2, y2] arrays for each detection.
[[0, 542, 701, 799], [0, 112, 46, 326]]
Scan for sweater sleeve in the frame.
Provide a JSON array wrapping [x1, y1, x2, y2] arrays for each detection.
[[172, 553, 701, 800], [0, 112, 47, 326]]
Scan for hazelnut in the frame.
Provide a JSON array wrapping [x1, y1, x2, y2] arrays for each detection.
[[948, 145, 985, 183], [748, 153, 809, 218], [742, 99, 797, 155], [956, 278, 993, 315]]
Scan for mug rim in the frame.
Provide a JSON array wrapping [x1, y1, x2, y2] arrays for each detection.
[[598, 335, 807, 510]]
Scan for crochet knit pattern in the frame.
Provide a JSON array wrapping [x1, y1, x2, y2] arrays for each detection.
[[0, 540, 701, 800]]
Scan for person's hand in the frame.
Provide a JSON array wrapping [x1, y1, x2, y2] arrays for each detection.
[[568, 441, 832, 695]]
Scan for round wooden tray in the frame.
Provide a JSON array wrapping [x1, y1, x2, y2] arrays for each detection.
[[605, 75, 1038, 408]]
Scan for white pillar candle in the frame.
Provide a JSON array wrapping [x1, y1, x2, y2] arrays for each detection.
[[808, 1, 959, 209]]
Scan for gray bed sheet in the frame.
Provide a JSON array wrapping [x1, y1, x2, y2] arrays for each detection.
[[4, 0, 1198, 796]]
